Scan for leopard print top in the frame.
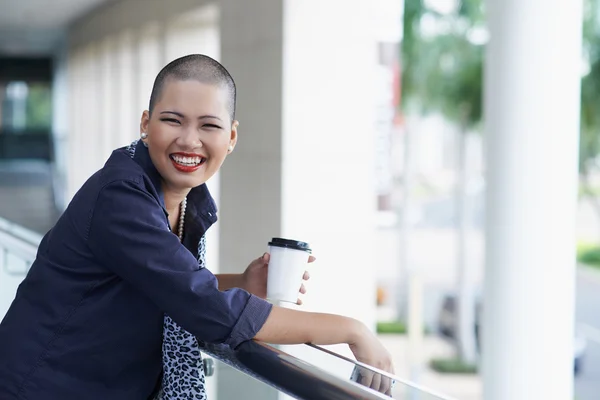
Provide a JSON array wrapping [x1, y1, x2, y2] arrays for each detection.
[[158, 235, 208, 400], [127, 140, 207, 400]]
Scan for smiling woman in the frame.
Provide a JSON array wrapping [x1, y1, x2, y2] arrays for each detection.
[[0, 54, 394, 400], [140, 57, 238, 205]]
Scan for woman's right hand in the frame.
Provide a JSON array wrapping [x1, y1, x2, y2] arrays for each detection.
[[254, 307, 395, 394], [348, 322, 395, 395]]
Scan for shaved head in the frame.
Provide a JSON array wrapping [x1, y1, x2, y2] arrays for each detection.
[[149, 54, 236, 121]]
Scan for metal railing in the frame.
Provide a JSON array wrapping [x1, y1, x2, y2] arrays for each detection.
[[0, 216, 456, 400], [0, 216, 41, 276]]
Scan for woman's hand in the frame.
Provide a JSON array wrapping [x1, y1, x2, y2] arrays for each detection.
[[348, 322, 395, 395], [241, 253, 315, 304], [254, 307, 395, 395]]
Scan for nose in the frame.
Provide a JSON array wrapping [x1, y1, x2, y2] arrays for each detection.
[[177, 126, 203, 150]]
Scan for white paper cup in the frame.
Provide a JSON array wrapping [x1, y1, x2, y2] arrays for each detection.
[[266, 238, 312, 304]]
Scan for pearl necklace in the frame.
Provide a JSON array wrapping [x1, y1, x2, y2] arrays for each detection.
[[177, 198, 187, 242]]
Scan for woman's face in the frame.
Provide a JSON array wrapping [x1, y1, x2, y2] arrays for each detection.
[[140, 79, 237, 192]]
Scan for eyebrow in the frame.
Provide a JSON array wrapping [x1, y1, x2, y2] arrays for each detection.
[[160, 111, 222, 121]]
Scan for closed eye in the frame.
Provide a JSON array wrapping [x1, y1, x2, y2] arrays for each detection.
[[160, 118, 181, 125], [203, 124, 222, 130]]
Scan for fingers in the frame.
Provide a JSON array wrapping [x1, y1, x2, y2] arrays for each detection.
[[360, 371, 391, 396], [358, 370, 374, 389], [379, 375, 392, 395], [387, 379, 397, 396], [262, 252, 270, 263], [370, 372, 382, 393], [302, 271, 310, 281], [297, 282, 307, 305]]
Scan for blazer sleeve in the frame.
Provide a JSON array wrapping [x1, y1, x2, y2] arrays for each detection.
[[86, 178, 272, 348]]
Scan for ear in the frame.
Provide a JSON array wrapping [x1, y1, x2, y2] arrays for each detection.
[[140, 110, 150, 142], [228, 120, 239, 153]]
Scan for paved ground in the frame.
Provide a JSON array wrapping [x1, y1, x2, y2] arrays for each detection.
[[574, 267, 600, 400]]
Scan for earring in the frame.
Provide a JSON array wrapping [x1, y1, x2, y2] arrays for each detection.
[[228, 145, 234, 152], [141, 132, 148, 139]]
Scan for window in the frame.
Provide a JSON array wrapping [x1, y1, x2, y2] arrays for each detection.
[[0, 81, 52, 132]]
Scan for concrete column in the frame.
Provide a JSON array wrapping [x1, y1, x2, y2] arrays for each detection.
[[482, 1, 582, 399], [219, 0, 378, 399], [99, 36, 117, 161], [137, 22, 167, 116], [66, 50, 80, 201], [51, 38, 70, 211], [115, 31, 137, 146], [75, 44, 102, 193]]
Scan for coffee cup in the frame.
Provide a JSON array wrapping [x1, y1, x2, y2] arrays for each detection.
[[266, 238, 312, 304]]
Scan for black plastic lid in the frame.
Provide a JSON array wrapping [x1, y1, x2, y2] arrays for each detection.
[[268, 238, 312, 253]]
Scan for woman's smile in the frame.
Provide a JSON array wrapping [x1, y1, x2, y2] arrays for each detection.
[[169, 152, 207, 173]]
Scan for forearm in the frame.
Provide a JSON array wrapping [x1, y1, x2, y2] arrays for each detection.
[[254, 305, 364, 346], [215, 273, 243, 291]]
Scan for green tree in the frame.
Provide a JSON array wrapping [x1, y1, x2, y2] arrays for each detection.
[[400, 0, 484, 365], [580, 0, 600, 237], [26, 83, 52, 130]]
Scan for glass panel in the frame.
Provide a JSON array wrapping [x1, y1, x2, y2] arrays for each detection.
[[0, 247, 28, 320], [349, 363, 451, 400], [5, 249, 29, 275], [201, 340, 454, 400], [291, 344, 453, 400]]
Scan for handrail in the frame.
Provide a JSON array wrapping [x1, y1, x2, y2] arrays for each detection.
[[200, 340, 457, 400], [307, 344, 458, 400], [0, 217, 454, 400], [200, 340, 392, 400]]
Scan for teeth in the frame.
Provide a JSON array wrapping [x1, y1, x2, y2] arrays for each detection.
[[172, 155, 203, 166]]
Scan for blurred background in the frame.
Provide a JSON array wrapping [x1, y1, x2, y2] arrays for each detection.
[[0, 0, 595, 399]]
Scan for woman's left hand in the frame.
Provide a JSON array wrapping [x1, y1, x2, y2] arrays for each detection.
[[241, 253, 316, 304]]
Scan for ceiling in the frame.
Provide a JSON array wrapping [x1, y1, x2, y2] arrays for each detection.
[[0, 0, 112, 56]]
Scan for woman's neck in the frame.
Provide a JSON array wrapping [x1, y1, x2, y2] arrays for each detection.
[[162, 186, 191, 216]]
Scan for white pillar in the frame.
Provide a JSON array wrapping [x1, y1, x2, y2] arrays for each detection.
[[51, 38, 70, 211], [116, 31, 137, 146], [99, 36, 117, 161], [482, 1, 582, 399], [219, 0, 378, 399], [137, 22, 163, 117]]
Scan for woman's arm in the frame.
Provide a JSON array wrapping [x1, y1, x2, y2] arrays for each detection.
[[87, 180, 271, 349], [88, 180, 392, 384], [254, 306, 359, 345], [255, 306, 394, 387]]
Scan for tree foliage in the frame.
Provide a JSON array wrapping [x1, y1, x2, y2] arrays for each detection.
[[400, 0, 484, 130], [581, 0, 600, 173]]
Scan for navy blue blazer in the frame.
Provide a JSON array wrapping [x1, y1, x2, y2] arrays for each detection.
[[0, 141, 272, 399]]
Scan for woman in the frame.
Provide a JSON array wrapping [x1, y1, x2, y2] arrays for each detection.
[[0, 54, 393, 399]]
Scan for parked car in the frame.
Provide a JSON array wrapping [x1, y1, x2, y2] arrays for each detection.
[[437, 291, 587, 375]]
